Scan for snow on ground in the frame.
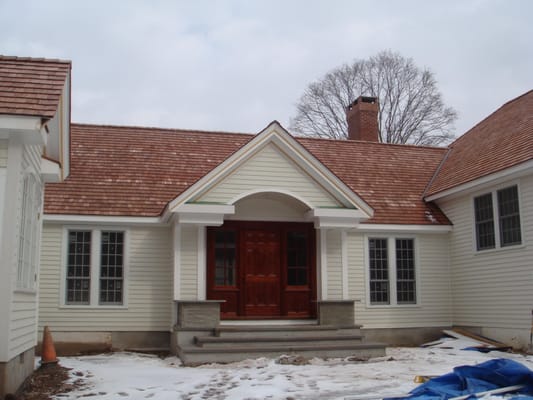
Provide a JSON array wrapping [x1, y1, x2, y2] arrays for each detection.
[[54, 340, 533, 400]]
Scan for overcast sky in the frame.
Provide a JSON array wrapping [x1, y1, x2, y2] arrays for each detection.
[[1, 0, 531, 139]]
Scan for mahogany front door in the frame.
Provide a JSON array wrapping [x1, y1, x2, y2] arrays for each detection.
[[242, 229, 281, 316], [206, 221, 316, 319]]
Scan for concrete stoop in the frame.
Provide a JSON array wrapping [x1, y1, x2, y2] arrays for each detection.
[[175, 324, 386, 365]]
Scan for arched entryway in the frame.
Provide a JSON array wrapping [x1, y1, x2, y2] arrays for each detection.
[[206, 192, 317, 319]]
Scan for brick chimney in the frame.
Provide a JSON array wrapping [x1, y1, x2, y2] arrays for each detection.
[[346, 96, 379, 142]]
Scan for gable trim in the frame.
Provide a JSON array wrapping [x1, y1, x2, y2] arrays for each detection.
[[166, 121, 374, 218]]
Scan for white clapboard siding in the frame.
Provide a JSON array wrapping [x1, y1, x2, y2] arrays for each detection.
[[437, 174, 533, 331], [326, 230, 343, 299], [197, 143, 341, 207], [38, 224, 173, 331], [347, 231, 452, 328], [180, 225, 198, 300], [9, 144, 43, 358], [0, 140, 7, 167]]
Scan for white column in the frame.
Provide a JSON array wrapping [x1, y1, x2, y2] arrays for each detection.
[[172, 223, 181, 300], [319, 228, 328, 300], [197, 226, 206, 300], [341, 230, 349, 300]]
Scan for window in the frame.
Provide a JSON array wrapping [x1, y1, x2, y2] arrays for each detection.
[[474, 185, 521, 251], [66, 231, 91, 304], [287, 231, 309, 286], [368, 238, 389, 304], [17, 173, 42, 290], [214, 230, 236, 286], [368, 237, 416, 306], [65, 229, 125, 306], [100, 231, 124, 304]]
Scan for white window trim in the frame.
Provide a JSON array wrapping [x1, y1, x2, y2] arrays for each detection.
[[60, 226, 129, 309], [364, 235, 420, 308], [471, 182, 524, 254]]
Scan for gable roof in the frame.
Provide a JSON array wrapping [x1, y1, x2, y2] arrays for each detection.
[[44, 122, 450, 225], [0, 55, 71, 119], [426, 90, 533, 198]]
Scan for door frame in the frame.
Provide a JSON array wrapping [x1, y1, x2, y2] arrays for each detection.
[[206, 220, 317, 319]]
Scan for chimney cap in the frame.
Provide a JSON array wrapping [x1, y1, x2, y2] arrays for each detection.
[[347, 96, 378, 110]]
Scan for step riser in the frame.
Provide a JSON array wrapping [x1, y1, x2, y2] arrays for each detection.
[[216, 328, 362, 339], [198, 339, 365, 349], [179, 347, 385, 366]]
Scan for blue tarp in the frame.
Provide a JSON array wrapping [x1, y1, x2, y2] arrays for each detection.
[[384, 359, 533, 400]]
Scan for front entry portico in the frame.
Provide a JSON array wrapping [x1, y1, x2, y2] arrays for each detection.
[[206, 221, 316, 319]]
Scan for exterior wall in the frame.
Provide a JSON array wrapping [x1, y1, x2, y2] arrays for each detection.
[[325, 230, 343, 299], [437, 174, 533, 349], [179, 225, 198, 300], [38, 224, 173, 333], [0, 140, 7, 167], [0, 140, 43, 396], [196, 143, 341, 207], [346, 231, 452, 329], [9, 144, 42, 359]]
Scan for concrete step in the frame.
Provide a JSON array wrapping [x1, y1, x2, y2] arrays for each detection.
[[178, 342, 386, 366], [215, 324, 362, 338], [195, 334, 364, 348]]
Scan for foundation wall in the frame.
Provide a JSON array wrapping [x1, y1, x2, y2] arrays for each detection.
[[0, 347, 35, 398]]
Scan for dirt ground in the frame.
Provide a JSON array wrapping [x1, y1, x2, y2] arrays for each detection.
[[15, 363, 81, 400]]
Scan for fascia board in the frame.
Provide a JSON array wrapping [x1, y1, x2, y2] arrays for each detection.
[[43, 214, 164, 225], [425, 159, 533, 202], [41, 157, 61, 183], [0, 115, 46, 145], [356, 223, 452, 233]]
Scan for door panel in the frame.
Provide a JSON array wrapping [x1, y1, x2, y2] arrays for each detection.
[[242, 230, 281, 316]]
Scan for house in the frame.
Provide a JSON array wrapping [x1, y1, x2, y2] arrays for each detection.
[[1, 56, 532, 381], [0, 56, 71, 396]]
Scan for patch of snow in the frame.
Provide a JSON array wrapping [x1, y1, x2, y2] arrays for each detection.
[[54, 346, 533, 400]]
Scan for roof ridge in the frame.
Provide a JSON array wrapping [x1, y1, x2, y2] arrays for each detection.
[[71, 122, 253, 137], [0, 55, 72, 65], [450, 89, 533, 148]]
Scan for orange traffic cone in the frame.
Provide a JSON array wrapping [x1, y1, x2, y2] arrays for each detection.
[[40, 326, 58, 365]]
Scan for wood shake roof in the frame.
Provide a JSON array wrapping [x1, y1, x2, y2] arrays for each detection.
[[0, 55, 71, 118], [44, 123, 450, 225], [426, 90, 533, 197]]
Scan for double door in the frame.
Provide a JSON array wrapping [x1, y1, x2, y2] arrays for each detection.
[[206, 221, 316, 319]]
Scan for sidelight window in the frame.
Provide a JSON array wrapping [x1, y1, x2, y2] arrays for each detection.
[[287, 231, 308, 286], [214, 230, 236, 286]]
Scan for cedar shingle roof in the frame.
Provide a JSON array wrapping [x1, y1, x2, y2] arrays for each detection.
[[0, 55, 71, 118], [298, 138, 449, 225], [44, 124, 252, 217], [426, 90, 533, 197], [44, 123, 450, 225]]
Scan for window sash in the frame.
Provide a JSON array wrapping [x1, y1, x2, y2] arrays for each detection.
[[474, 193, 495, 250], [497, 186, 522, 247], [369, 238, 390, 305], [66, 230, 92, 304], [396, 239, 416, 304], [99, 231, 124, 305]]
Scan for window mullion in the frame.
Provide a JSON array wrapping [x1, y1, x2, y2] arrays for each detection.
[[389, 238, 397, 305], [91, 229, 101, 306]]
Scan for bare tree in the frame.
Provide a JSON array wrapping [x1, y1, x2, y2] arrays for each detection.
[[290, 51, 457, 145]]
